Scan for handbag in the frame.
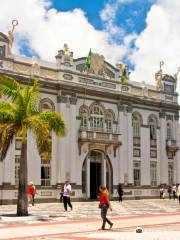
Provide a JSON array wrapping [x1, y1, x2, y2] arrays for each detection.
[[98, 204, 102, 208]]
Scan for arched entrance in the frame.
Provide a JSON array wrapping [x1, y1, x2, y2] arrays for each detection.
[[82, 150, 113, 199]]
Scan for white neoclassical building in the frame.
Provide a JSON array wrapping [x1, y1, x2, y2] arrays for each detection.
[[0, 31, 180, 204]]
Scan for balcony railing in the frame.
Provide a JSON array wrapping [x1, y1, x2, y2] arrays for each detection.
[[79, 128, 120, 143], [78, 127, 121, 156]]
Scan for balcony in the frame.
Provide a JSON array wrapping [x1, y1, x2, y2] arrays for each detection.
[[78, 127, 121, 156], [166, 139, 179, 153]]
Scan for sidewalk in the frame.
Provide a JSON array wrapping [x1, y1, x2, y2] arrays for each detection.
[[0, 199, 180, 239]]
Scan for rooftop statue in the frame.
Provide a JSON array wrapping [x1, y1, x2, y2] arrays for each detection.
[[155, 61, 164, 90], [63, 43, 71, 59], [7, 19, 18, 55]]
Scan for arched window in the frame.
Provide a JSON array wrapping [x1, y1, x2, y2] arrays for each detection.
[[79, 106, 89, 129], [105, 110, 114, 132], [132, 115, 141, 137], [148, 117, 157, 140], [90, 104, 104, 131], [167, 122, 173, 140], [40, 98, 55, 112]]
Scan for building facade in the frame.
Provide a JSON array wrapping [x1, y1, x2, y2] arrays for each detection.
[[0, 32, 180, 204]]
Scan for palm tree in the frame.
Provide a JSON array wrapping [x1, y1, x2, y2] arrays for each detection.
[[0, 76, 66, 216]]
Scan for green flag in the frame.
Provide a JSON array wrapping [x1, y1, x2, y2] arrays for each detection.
[[85, 49, 92, 69], [120, 67, 128, 85]]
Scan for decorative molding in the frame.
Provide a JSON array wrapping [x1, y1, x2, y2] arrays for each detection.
[[150, 150, 157, 158], [63, 73, 73, 81], [69, 97, 77, 105], [57, 95, 68, 103]]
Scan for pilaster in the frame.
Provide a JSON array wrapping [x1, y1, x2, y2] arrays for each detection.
[[159, 112, 168, 184], [141, 126, 150, 185]]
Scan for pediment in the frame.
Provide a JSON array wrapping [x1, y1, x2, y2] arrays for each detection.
[[74, 57, 118, 80], [0, 32, 8, 43]]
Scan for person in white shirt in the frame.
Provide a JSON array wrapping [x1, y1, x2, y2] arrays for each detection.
[[177, 184, 180, 203], [63, 180, 73, 211]]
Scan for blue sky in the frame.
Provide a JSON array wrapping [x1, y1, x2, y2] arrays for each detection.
[[48, 0, 156, 69], [51, 0, 154, 35], [1, 0, 180, 85]]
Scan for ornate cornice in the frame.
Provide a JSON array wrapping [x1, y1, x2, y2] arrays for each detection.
[[57, 95, 68, 103], [69, 97, 77, 105]]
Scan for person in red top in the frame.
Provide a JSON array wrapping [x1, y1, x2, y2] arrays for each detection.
[[99, 186, 113, 230], [27, 182, 37, 206]]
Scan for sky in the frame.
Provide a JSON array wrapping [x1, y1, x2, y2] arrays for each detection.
[[0, 0, 180, 88]]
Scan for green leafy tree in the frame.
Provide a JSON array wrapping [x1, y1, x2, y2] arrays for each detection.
[[0, 76, 66, 216]]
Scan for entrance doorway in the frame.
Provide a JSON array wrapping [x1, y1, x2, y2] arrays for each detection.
[[82, 150, 113, 199], [90, 162, 101, 199]]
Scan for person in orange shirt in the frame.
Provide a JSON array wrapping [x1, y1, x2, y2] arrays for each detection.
[[99, 186, 113, 230], [27, 182, 37, 206]]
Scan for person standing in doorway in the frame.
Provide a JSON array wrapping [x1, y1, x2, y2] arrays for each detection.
[[172, 184, 177, 200], [99, 186, 113, 230], [63, 180, 73, 211], [117, 184, 124, 202], [27, 182, 37, 206]]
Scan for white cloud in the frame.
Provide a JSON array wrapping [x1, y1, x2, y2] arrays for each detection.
[[100, 0, 133, 40], [0, 0, 128, 65], [129, 0, 180, 88]]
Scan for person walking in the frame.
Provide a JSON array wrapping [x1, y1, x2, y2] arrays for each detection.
[[117, 184, 124, 202], [177, 184, 180, 203], [27, 182, 37, 206], [159, 186, 164, 199], [60, 185, 64, 203], [172, 184, 177, 200], [167, 186, 172, 200], [99, 186, 113, 230], [63, 180, 73, 211]]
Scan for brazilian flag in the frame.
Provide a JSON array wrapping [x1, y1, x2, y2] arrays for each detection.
[[85, 49, 92, 69], [120, 67, 128, 85]]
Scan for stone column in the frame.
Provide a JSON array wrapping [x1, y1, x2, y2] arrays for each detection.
[[159, 111, 168, 184], [127, 107, 133, 184], [86, 157, 90, 198], [156, 128, 161, 185], [174, 114, 180, 184], [56, 95, 69, 183], [101, 158, 106, 186], [141, 125, 150, 185], [118, 105, 126, 184], [69, 97, 78, 183]]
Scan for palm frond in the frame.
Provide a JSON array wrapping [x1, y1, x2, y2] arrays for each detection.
[[24, 115, 50, 141], [0, 123, 19, 161], [39, 111, 67, 136], [0, 100, 17, 123], [0, 76, 20, 101]]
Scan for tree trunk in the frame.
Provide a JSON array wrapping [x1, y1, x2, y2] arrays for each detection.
[[17, 140, 28, 216]]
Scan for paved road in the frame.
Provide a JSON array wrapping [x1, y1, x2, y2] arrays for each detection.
[[1, 199, 180, 239]]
